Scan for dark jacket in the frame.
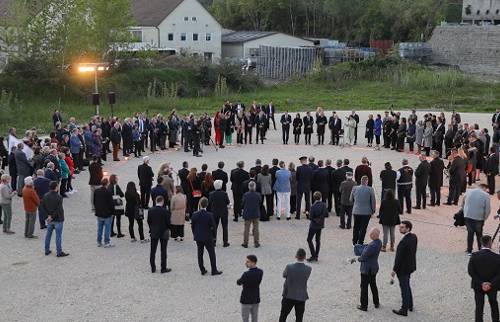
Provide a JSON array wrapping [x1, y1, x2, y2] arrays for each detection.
[[191, 209, 216, 242], [230, 168, 250, 195], [88, 162, 103, 186], [147, 205, 171, 239], [212, 169, 228, 191], [354, 164, 372, 186], [313, 168, 330, 193], [380, 169, 397, 190], [237, 267, 264, 304], [151, 184, 168, 206], [378, 199, 401, 226], [415, 160, 431, 187], [178, 168, 190, 194], [93, 186, 114, 218], [393, 233, 418, 275], [138, 164, 154, 187], [357, 239, 382, 275], [468, 249, 500, 291], [485, 153, 499, 176], [110, 127, 121, 145], [449, 156, 466, 185], [33, 176, 50, 199], [296, 164, 313, 190], [242, 191, 262, 220], [309, 201, 327, 230], [428, 158, 445, 188], [282, 262, 312, 301], [41, 191, 64, 222], [208, 190, 230, 217]]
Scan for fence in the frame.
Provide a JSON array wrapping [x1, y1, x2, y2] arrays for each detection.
[[257, 45, 319, 80]]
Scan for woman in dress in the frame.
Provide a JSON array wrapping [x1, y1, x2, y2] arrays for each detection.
[[170, 186, 187, 241], [125, 181, 148, 243], [365, 114, 375, 147], [292, 113, 302, 145], [346, 115, 356, 145], [108, 174, 125, 238]]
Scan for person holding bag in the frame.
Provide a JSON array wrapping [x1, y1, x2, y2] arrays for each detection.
[[125, 181, 148, 243], [108, 174, 125, 238]]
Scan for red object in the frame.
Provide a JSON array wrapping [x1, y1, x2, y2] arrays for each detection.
[[370, 40, 394, 54]]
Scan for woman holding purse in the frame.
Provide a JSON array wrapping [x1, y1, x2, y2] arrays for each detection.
[[108, 174, 125, 238], [125, 181, 148, 243]]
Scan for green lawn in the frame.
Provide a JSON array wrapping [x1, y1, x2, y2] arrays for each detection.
[[2, 79, 499, 134]]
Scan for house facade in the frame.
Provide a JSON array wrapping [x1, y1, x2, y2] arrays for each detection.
[[462, 0, 500, 24], [130, 0, 222, 61]]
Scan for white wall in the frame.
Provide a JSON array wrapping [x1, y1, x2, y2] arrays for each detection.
[[243, 34, 314, 58], [129, 26, 159, 48], [463, 0, 500, 21], [221, 43, 243, 59]]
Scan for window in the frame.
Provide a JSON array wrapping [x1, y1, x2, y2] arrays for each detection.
[[477, 10, 481, 15], [487, 10, 490, 14], [206, 33, 212, 41], [193, 33, 198, 41], [184, 17, 188, 21], [192, 17, 197, 21], [130, 30, 142, 42], [168, 33, 174, 41], [181, 33, 186, 41], [204, 52, 213, 62]]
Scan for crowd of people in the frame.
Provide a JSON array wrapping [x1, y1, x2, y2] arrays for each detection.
[[1, 105, 500, 321]]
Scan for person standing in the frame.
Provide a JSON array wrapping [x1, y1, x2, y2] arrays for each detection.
[[296, 156, 312, 219], [392, 221, 418, 317], [414, 154, 430, 210], [274, 161, 292, 220], [88, 157, 103, 211], [485, 147, 499, 195], [462, 184, 491, 255], [397, 159, 414, 214], [292, 113, 302, 145], [257, 165, 273, 221], [42, 181, 69, 257], [352, 111, 360, 145], [93, 178, 115, 248], [468, 235, 500, 322], [22, 177, 40, 238], [147, 196, 171, 274], [191, 197, 222, 276], [339, 172, 356, 229], [110, 122, 121, 161], [446, 148, 467, 205], [303, 112, 314, 145], [231, 161, 250, 222], [242, 181, 261, 248], [14, 143, 32, 196], [266, 101, 276, 130], [355, 228, 382, 312], [237, 255, 264, 322], [374, 114, 382, 150], [279, 248, 312, 322], [170, 186, 187, 242], [315, 111, 327, 145], [350, 176, 376, 245], [281, 112, 292, 145], [108, 174, 125, 238], [365, 114, 375, 147], [125, 181, 147, 243], [378, 189, 401, 252], [355, 157, 373, 186], [33, 169, 50, 229], [138, 156, 154, 209], [212, 161, 228, 192], [380, 162, 397, 200], [428, 151, 445, 206], [307, 192, 327, 262], [208, 180, 230, 247], [331, 159, 345, 216], [313, 160, 330, 205]]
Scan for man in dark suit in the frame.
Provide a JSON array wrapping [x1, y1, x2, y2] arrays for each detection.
[[279, 248, 312, 322], [446, 148, 467, 205], [414, 155, 430, 210], [208, 180, 230, 247], [331, 159, 347, 216], [355, 227, 382, 312], [313, 161, 330, 206], [468, 235, 500, 322], [151, 177, 168, 207], [230, 161, 250, 222], [485, 147, 499, 195], [138, 156, 154, 209], [212, 161, 228, 191], [307, 192, 328, 262], [330, 113, 342, 145], [303, 112, 314, 145], [191, 197, 222, 276], [147, 196, 171, 273], [237, 254, 264, 322], [432, 118, 445, 157], [281, 112, 292, 145], [296, 157, 313, 220], [325, 159, 335, 213], [428, 151, 445, 206], [352, 111, 360, 145], [265, 101, 276, 130], [392, 221, 418, 317]]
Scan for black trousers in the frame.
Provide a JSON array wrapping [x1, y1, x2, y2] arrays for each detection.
[[214, 215, 228, 244], [474, 289, 499, 322], [296, 188, 311, 218], [487, 174, 496, 195], [333, 191, 341, 216], [294, 133, 300, 144], [307, 228, 322, 258], [269, 115, 276, 129], [279, 298, 305, 322], [340, 205, 352, 228], [304, 133, 311, 145], [196, 241, 217, 273], [150, 237, 167, 271], [333, 132, 340, 145], [317, 133, 324, 145], [354, 126, 358, 144], [282, 127, 290, 144], [360, 273, 379, 309], [397, 273, 413, 313], [465, 218, 484, 253], [327, 188, 333, 212], [127, 216, 144, 240], [245, 128, 253, 144], [415, 183, 427, 208], [140, 185, 151, 209], [352, 215, 370, 245], [398, 185, 412, 213], [290, 194, 297, 214], [429, 186, 441, 205], [448, 180, 462, 204], [233, 192, 243, 220]]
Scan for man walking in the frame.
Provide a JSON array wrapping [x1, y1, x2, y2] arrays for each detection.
[[94, 178, 115, 248], [468, 235, 500, 322], [296, 156, 312, 219], [414, 154, 430, 210], [191, 197, 222, 276], [351, 176, 376, 245], [147, 196, 171, 273], [397, 159, 414, 214], [208, 180, 230, 247], [307, 192, 327, 262], [392, 221, 418, 317], [462, 184, 491, 255], [279, 248, 312, 322], [237, 255, 264, 322], [428, 151, 445, 206], [274, 161, 291, 220], [42, 181, 69, 257], [242, 181, 261, 248]]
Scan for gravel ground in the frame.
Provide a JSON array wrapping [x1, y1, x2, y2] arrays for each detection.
[[0, 110, 498, 322]]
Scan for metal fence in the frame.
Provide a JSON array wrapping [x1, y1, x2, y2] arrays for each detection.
[[257, 45, 319, 80]]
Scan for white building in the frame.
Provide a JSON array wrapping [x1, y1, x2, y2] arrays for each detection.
[[130, 0, 222, 61], [221, 31, 314, 61], [462, 0, 500, 24]]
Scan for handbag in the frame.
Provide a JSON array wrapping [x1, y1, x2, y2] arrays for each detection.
[[135, 206, 144, 220], [112, 185, 124, 211], [189, 180, 202, 198]]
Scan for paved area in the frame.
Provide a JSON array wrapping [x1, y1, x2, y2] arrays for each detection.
[[1, 110, 499, 322]]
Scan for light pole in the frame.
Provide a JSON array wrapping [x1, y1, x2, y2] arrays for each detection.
[[78, 63, 110, 116]]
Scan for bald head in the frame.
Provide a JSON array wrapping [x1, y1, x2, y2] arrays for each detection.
[[369, 227, 380, 241]]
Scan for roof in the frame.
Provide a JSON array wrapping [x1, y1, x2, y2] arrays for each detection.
[[222, 31, 278, 43], [132, 0, 184, 26]]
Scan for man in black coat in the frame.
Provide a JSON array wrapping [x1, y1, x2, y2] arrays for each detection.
[[313, 161, 330, 207], [237, 254, 263, 322], [428, 151, 445, 206], [392, 221, 418, 317], [93, 178, 115, 248], [138, 156, 154, 209], [281, 112, 292, 145], [296, 156, 313, 219], [303, 112, 314, 145], [432, 119, 445, 157], [230, 161, 250, 222], [147, 196, 171, 273], [121, 120, 133, 157], [191, 197, 222, 276], [485, 147, 499, 195], [212, 161, 228, 191], [468, 235, 500, 322], [414, 155, 430, 210], [325, 159, 335, 213], [208, 180, 230, 247], [446, 149, 467, 205], [331, 159, 346, 216], [109, 123, 121, 161], [265, 101, 276, 130]]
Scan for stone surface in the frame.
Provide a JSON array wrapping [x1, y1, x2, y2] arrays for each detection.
[[0, 110, 498, 322]]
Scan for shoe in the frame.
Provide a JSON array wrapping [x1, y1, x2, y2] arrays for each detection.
[[346, 225, 351, 229], [5, 230, 15, 234], [390, 246, 395, 252], [131, 238, 137, 242], [151, 267, 156, 273], [97, 243, 103, 247], [45, 250, 52, 256], [467, 252, 472, 256], [201, 269, 208, 276], [113, 159, 120, 161], [286, 217, 291, 221], [295, 217, 300, 220], [357, 305, 368, 312], [409, 308, 413, 312], [57, 252, 70, 258], [412, 206, 421, 210], [179, 238, 184, 242], [306, 257, 317, 262], [276, 217, 281, 220], [444, 202, 452, 205], [110, 233, 117, 237], [241, 244, 248, 248], [141, 239, 150, 244], [104, 243, 115, 248], [374, 303, 380, 309], [161, 268, 172, 274], [339, 225, 345, 229], [255, 244, 260, 248], [223, 243, 230, 247], [406, 211, 411, 214], [428, 203, 435, 207], [392, 309, 407, 316], [211, 270, 223, 276], [381, 246, 387, 252], [40, 226, 47, 230], [27, 235, 38, 239], [117, 234, 125, 238], [233, 219, 238, 222]]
